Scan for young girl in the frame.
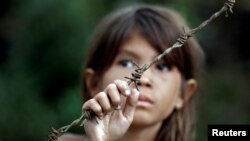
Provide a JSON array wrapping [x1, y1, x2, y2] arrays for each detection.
[[59, 4, 204, 141]]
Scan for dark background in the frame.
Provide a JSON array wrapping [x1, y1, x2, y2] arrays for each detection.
[[0, 0, 249, 141]]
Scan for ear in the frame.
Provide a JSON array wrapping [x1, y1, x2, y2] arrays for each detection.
[[175, 79, 197, 109], [84, 68, 99, 97]]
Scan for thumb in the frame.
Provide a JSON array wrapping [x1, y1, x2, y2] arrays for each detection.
[[123, 88, 139, 121]]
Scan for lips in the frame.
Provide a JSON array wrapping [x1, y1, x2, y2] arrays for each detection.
[[137, 94, 154, 108], [138, 95, 154, 103]]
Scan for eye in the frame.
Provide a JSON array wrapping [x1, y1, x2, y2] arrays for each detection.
[[155, 62, 169, 72], [118, 59, 134, 68]]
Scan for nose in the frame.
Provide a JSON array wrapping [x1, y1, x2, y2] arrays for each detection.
[[137, 68, 153, 88]]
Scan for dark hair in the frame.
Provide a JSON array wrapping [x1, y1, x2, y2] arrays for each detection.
[[83, 4, 204, 141]]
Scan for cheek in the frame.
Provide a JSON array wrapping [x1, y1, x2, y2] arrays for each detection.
[[100, 66, 130, 89], [157, 88, 178, 118], [155, 73, 182, 118]]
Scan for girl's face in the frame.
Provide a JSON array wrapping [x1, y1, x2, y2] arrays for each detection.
[[90, 32, 188, 127]]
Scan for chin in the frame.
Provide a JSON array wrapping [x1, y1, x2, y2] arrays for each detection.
[[132, 110, 155, 126], [132, 109, 167, 127]]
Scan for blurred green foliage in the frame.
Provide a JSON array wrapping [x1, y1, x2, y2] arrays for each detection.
[[0, 0, 249, 141]]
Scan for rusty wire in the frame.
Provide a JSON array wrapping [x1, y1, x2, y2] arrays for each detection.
[[46, 0, 236, 140]]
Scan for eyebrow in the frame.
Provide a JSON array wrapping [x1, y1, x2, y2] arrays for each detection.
[[117, 49, 140, 59], [117, 48, 161, 62]]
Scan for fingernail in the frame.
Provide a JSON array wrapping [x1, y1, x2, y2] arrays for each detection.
[[125, 89, 131, 95]]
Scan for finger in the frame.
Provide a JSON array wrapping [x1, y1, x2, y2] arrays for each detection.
[[123, 88, 139, 122], [95, 92, 112, 113], [82, 98, 103, 117], [104, 83, 121, 109], [114, 79, 131, 96]]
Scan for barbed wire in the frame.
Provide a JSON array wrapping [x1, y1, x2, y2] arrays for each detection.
[[46, 0, 236, 140]]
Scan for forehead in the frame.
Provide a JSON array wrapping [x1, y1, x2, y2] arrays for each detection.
[[118, 31, 159, 60]]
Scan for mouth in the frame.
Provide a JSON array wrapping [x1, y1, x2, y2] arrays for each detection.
[[137, 94, 154, 108]]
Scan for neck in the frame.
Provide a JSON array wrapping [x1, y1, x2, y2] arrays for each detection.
[[119, 122, 162, 141]]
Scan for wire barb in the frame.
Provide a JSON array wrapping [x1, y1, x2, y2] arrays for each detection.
[[46, 110, 92, 141], [124, 61, 143, 91], [177, 34, 190, 45], [46, 128, 61, 141], [83, 109, 96, 120], [224, 0, 236, 17]]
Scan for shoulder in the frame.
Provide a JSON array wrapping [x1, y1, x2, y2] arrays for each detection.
[[58, 133, 87, 141]]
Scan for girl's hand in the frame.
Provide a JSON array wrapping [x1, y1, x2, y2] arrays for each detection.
[[82, 80, 139, 141]]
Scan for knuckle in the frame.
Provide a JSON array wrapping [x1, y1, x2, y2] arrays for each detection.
[[82, 98, 94, 110], [114, 79, 122, 85], [107, 83, 116, 91], [94, 106, 102, 113], [114, 79, 124, 87], [82, 103, 88, 110], [88, 98, 96, 105], [88, 99, 99, 110], [118, 80, 128, 90], [89, 99, 102, 113], [120, 80, 127, 86], [82, 99, 103, 116], [97, 93, 111, 110], [95, 92, 106, 100]]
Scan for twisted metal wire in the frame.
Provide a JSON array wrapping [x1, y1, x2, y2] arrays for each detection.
[[224, 0, 236, 17], [124, 61, 144, 91], [45, 1, 236, 140], [177, 34, 191, 45], [47, 128, 61, 141], [46, 110, 93, 141]]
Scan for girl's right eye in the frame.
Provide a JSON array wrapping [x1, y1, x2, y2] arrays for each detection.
[[155, 62, 169, 72], [118, 59, 134, 68]]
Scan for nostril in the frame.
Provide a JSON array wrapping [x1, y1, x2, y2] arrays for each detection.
[[137, 81, 142, 86], [136, 80, 152, 87]]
